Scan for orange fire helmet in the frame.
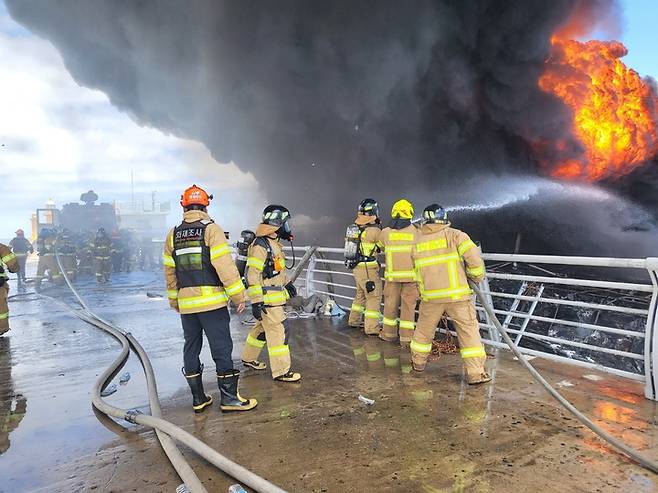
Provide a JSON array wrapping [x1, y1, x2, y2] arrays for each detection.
[[180, 184, 213, 208]]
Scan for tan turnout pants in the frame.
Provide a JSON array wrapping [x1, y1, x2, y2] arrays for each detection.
[[348, 267, 382, 335], [241, 305, 291, 378], [35, 255, 62, 288], [0, 285, 8, 333], [410, 300, 487, 378], [381, 281, 419, 344]]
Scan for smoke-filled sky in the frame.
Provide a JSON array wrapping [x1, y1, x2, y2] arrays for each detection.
[[1, 0, 657, 254]]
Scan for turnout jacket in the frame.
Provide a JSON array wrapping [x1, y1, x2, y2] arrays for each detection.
[[163, 210, 246, 314], [245, 223, 289, 307], [378, 223, 418, 282], [0, 244, 19, 281], [411, 223, 485, 304]]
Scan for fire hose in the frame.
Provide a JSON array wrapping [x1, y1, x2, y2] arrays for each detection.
[[470, 280, 658, 474], [50, 247, 289, 493]]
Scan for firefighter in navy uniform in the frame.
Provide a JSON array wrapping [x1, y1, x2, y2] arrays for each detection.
[[94, 228, 113, 283], [241, 205, 301, 382], [163, 185, 256, 413], [9, 230, 32, 290], [346, 199, 383, 335], [0, 244, 19, 335]]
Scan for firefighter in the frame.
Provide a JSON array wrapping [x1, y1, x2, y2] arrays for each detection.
[[346, 199, 383, 335], [78, 233, 95, 276], [111, 231, 124, 273], [0, 243, 19, 335], [123, 231, 136, 273], [163, 185, 256, 412], [410, 204, 490, 384], [35, 229, 62, 290], [377, 199, 419, 347], [9, 229, 32, 291], [241, 205, 301, 382], [94, 228, 113, 283], [57, 229, 78, 281]]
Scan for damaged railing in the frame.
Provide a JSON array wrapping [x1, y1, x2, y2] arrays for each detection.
[[283, 246, 658, 401]]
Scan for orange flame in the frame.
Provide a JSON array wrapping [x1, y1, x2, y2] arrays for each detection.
[[539, 37, 658, 181]]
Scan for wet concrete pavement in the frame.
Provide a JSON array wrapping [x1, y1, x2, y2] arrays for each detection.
[[2, 271, 658, 492]]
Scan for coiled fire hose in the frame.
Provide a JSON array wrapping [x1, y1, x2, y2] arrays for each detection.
[[470, 280, 658, 474], [50, 246, 288, 493]]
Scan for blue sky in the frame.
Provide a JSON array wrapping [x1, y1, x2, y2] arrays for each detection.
[[620, 0, 658, 79], [0, 0, 656, 241]]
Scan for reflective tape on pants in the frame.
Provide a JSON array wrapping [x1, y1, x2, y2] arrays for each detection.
[[460, 346, 486, 359], [365, 310, 380, 320], [0, 312, 7, 320], [351, 303, 365, 313], [247, 334, 266, 349], [268, 345, 290, 357], [382, 317, 398, 327], [410, 340, 432, 354]]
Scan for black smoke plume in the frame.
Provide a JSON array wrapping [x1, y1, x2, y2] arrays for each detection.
[[9, 0, 657, 254]]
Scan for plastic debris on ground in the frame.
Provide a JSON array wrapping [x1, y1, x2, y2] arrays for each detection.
[[556, 380, 575, 388], [119, 372, 131, 385], [358, 395, 375, 406]]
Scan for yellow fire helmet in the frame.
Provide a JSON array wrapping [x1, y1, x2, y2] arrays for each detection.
[[391, 198, 414, 219]]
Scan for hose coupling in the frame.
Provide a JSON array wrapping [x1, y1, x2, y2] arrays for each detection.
[[125, 409, 143, 423]]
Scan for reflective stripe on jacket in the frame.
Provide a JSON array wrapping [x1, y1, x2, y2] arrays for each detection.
[[378, 224, 417, 282], [412, 223, 485, 303], [163, 210, 246, 314], [0, 243, 19, 275]]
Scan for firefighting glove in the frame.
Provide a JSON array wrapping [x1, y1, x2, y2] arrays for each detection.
[[365, 281, 375, 293], [285, 282, 297, 298], [252, 302, 267, 321]]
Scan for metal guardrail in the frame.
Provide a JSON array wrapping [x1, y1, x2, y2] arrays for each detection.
[[283, 246, 658, 400]]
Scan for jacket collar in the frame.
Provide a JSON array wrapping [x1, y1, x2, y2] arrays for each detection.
[[256, 223, 279, 238], [421, 222, 450, 234], [182, 210, 211, 222]]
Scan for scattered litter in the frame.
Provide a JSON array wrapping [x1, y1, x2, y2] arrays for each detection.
[[513, 355, 537, 361], [101, 383, 117, 397], [119, 372, 131, 385], [176, 484, 190, 493], [280, 409, 291, 418], [358, 394, 375, 406], [583, 374, 603, 382], [146, 291, 164, 299], [556, 380, 574, 388], [228, 484, 247, 493]]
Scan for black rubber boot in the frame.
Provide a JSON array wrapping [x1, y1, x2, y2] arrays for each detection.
[[183, 366, 213, 413], [217, 370, 257, 412]]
